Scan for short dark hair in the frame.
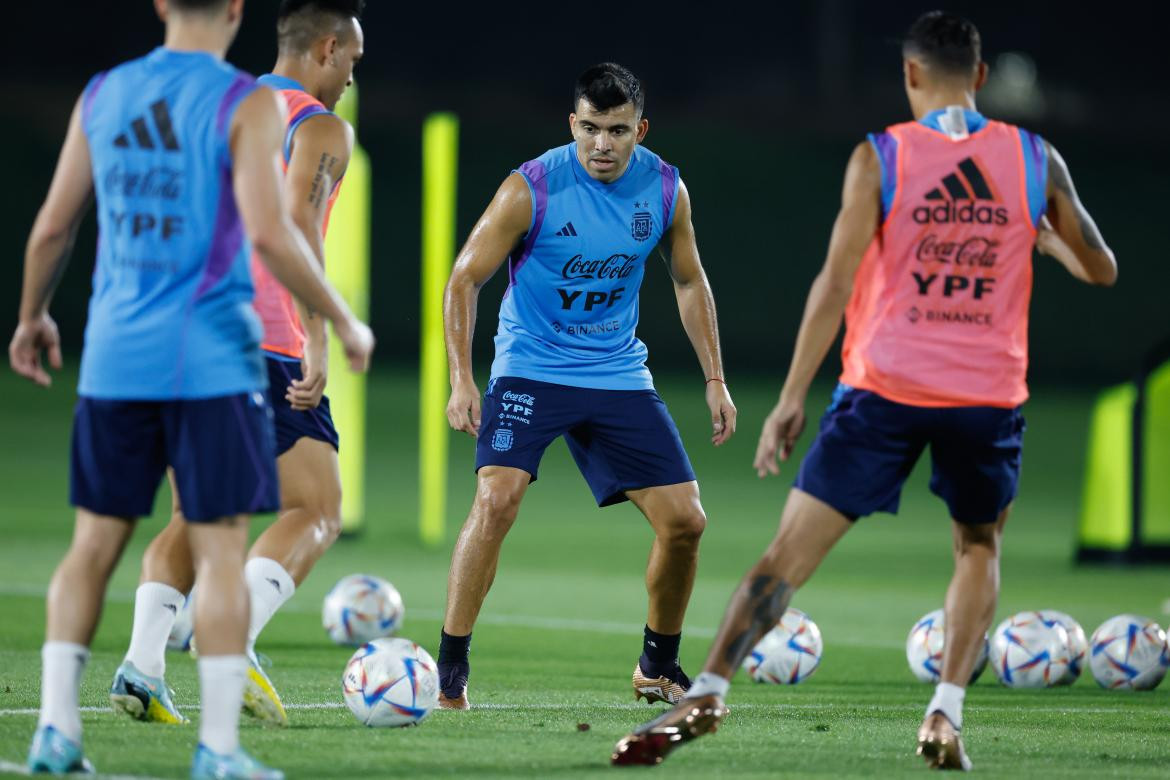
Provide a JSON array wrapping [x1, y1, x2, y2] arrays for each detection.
[[277, 0, 365, 54], [902, 11, 981, 76], [574, 63, 644, 115]]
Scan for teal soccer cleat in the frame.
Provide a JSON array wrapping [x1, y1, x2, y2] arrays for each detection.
[[190, 743, 284, 780], [27, 725, 94, 774], [110, 660, 188, 724]]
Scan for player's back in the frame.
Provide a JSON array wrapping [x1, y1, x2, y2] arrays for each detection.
[[79, 47, 262, 400], [841, 107, 1047, 408]]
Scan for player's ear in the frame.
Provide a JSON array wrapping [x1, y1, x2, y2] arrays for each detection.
[[568, 113, 577, 137], [636, 118, 649, 144], [228, 0, 244, 23], [973, 61, 989, 92], [904, 58, 920, 90], [154, 0, 167, 22]]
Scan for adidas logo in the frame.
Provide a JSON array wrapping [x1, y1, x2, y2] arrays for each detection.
[[114, 100, 180, 152], [554, 222, 578, 237], [913, 157, 1008, 226]]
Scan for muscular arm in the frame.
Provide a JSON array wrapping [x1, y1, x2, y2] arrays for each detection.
[[230, 88, 371, 369], [443, 173, 532, 435], [9, 96, 93, 386], [1038, 141, 1117, 286], [659, 180, 737, 445], [283, 114, 354, 408], [754, 141, 880, 474]]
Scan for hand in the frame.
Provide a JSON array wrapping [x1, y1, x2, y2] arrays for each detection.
[[334, 317, 374, 372], [705, 380, 737, 446], [753, 397, 806, 477], [1035, 216, 1078, 267], [446, 377, 482, 437], [9, 313, 62, 388], [287, 336, 328, 410]]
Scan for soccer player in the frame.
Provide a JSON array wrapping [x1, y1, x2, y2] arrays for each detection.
[[440, 63, 736, 709], [9, 0, 373, 776], [108, 0, 365, 729], [613, 11, 1116, 770]]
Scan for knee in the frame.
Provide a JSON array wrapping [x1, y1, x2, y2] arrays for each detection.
[[658, 506, 706, 547], [471, 482, 525, 536]]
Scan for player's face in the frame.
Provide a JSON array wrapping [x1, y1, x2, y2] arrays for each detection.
[[322, 19, 364, 111], [570, 99, 648, 183]]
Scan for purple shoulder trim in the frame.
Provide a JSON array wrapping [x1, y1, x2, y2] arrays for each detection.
[[659, 159, 679, 229], [216, 73, 258, 139], [509, 160, 549, 282], [82, 72, 109, 131]]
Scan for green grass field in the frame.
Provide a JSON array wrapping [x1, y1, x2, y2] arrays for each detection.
[[0, 367, 1167, 778]]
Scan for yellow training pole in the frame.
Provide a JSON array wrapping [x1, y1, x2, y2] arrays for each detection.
[[325, 85, 370, 533], [420, 113, 459, 546]]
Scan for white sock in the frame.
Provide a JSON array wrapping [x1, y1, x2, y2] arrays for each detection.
[[198, 655, 248, 755], [244, 558, 295, 656], [124, 582, 184, 678], [926, 682, 966, 731], [38, 642, 89, 742], [685, 672, 730, 700]]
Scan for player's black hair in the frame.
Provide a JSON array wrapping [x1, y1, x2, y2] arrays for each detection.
[[277, 0, 365, 54], [574, 63, 644, 116], [902, 11, 981, 76]]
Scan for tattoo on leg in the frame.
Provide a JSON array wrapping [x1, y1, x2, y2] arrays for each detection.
[[723, 575, 793, 668]]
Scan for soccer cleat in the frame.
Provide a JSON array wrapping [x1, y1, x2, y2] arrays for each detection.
[[632, 661, 692, 704], [27, 724, 94, 774], [242, 650, 288, 727], [917, 712, 973, 771], [190, 743, 284, 780], [437, 661, 470, 710], [109, 660, 188, 724], [611, 694, 728, 766]]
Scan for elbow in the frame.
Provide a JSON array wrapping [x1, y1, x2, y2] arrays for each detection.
[[1091, 249, 1118, 287], [247, 228, 283, 263], [818, 269, 854, 302]]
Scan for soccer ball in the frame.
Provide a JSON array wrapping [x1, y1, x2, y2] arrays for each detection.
[[1035, 610, 1087, 685], [1089, 614, 1169, 691], [905, 609, 989, 684], [342, 638, 439, 727], [990, 612, 1071, 688], [741, 608, 823, 684], [167, 592, 194, 652], [322, 574, 405, 646]]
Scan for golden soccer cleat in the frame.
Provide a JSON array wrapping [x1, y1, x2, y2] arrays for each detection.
[[632, 663, 690, 705], [437, 690, 470, 710], [612, 694, 728, 766], [916, 713, 973, 771], [242, 654, 289, 727]]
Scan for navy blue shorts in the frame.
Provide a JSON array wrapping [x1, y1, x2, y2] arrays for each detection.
[[475, 376, 696, 507], [795, 385, 1025, 525], [265, 357, 340, 457], [70, 392, 280, 522]]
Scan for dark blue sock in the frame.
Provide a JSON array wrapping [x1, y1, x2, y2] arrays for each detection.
[[438, 629, 471, 666], [640, 625, 682, 676]]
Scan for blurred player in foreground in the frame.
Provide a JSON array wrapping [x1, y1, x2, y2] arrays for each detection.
[[441, 63, 736, 708], [8, 0, 373, 776], [109, 0, 365, 730], [613, 11, 1115, 771]]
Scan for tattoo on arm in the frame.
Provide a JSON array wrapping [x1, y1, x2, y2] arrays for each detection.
[[723, 575, 794, 668], [307, 152, 340, 209], [1048, 147, 1106, 252]]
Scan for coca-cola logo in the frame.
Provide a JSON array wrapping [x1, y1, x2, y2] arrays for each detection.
[[561, 254, 639, 281], [915, 235, 999, 267], [502, 391, 535, 406]]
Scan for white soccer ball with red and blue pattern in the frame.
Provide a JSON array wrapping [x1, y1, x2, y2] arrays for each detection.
[[1088, 614, 1169, 691], [741, 608, 823, 684], [905, 609, 989, 684], [1035, 610, 1087, 685], [322, 574, 404, 646], [990, 611, 1071, 688], [342, 638, 439, 727]]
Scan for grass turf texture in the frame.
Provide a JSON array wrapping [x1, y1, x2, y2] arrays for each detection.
[[0, 368, 1167, 778]]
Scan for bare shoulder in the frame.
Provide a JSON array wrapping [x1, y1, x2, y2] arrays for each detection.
[[296, 111, 354, 150]]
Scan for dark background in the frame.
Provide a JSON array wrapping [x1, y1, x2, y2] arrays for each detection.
[[3, 1, 1166, 386]]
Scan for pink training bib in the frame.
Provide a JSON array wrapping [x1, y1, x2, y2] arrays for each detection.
[[840, 117, 1039, 408]]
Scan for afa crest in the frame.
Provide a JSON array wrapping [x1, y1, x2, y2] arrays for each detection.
[[631, 211, 653, 242], [491, 428, 514, 452]]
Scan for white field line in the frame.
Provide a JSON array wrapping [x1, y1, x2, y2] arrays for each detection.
[[0, 702, 1144, 718], [0, 583, 904, 649], [0, 758, 169, 780]]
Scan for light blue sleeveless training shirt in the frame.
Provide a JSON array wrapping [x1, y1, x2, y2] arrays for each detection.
[[77, 47, 263, 400], [491, 143, 680, 390]]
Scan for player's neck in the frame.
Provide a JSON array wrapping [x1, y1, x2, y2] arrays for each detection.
[[272, 58, 322, 101], [911, 90, 978, 121], [163, 21, 230, 59]]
